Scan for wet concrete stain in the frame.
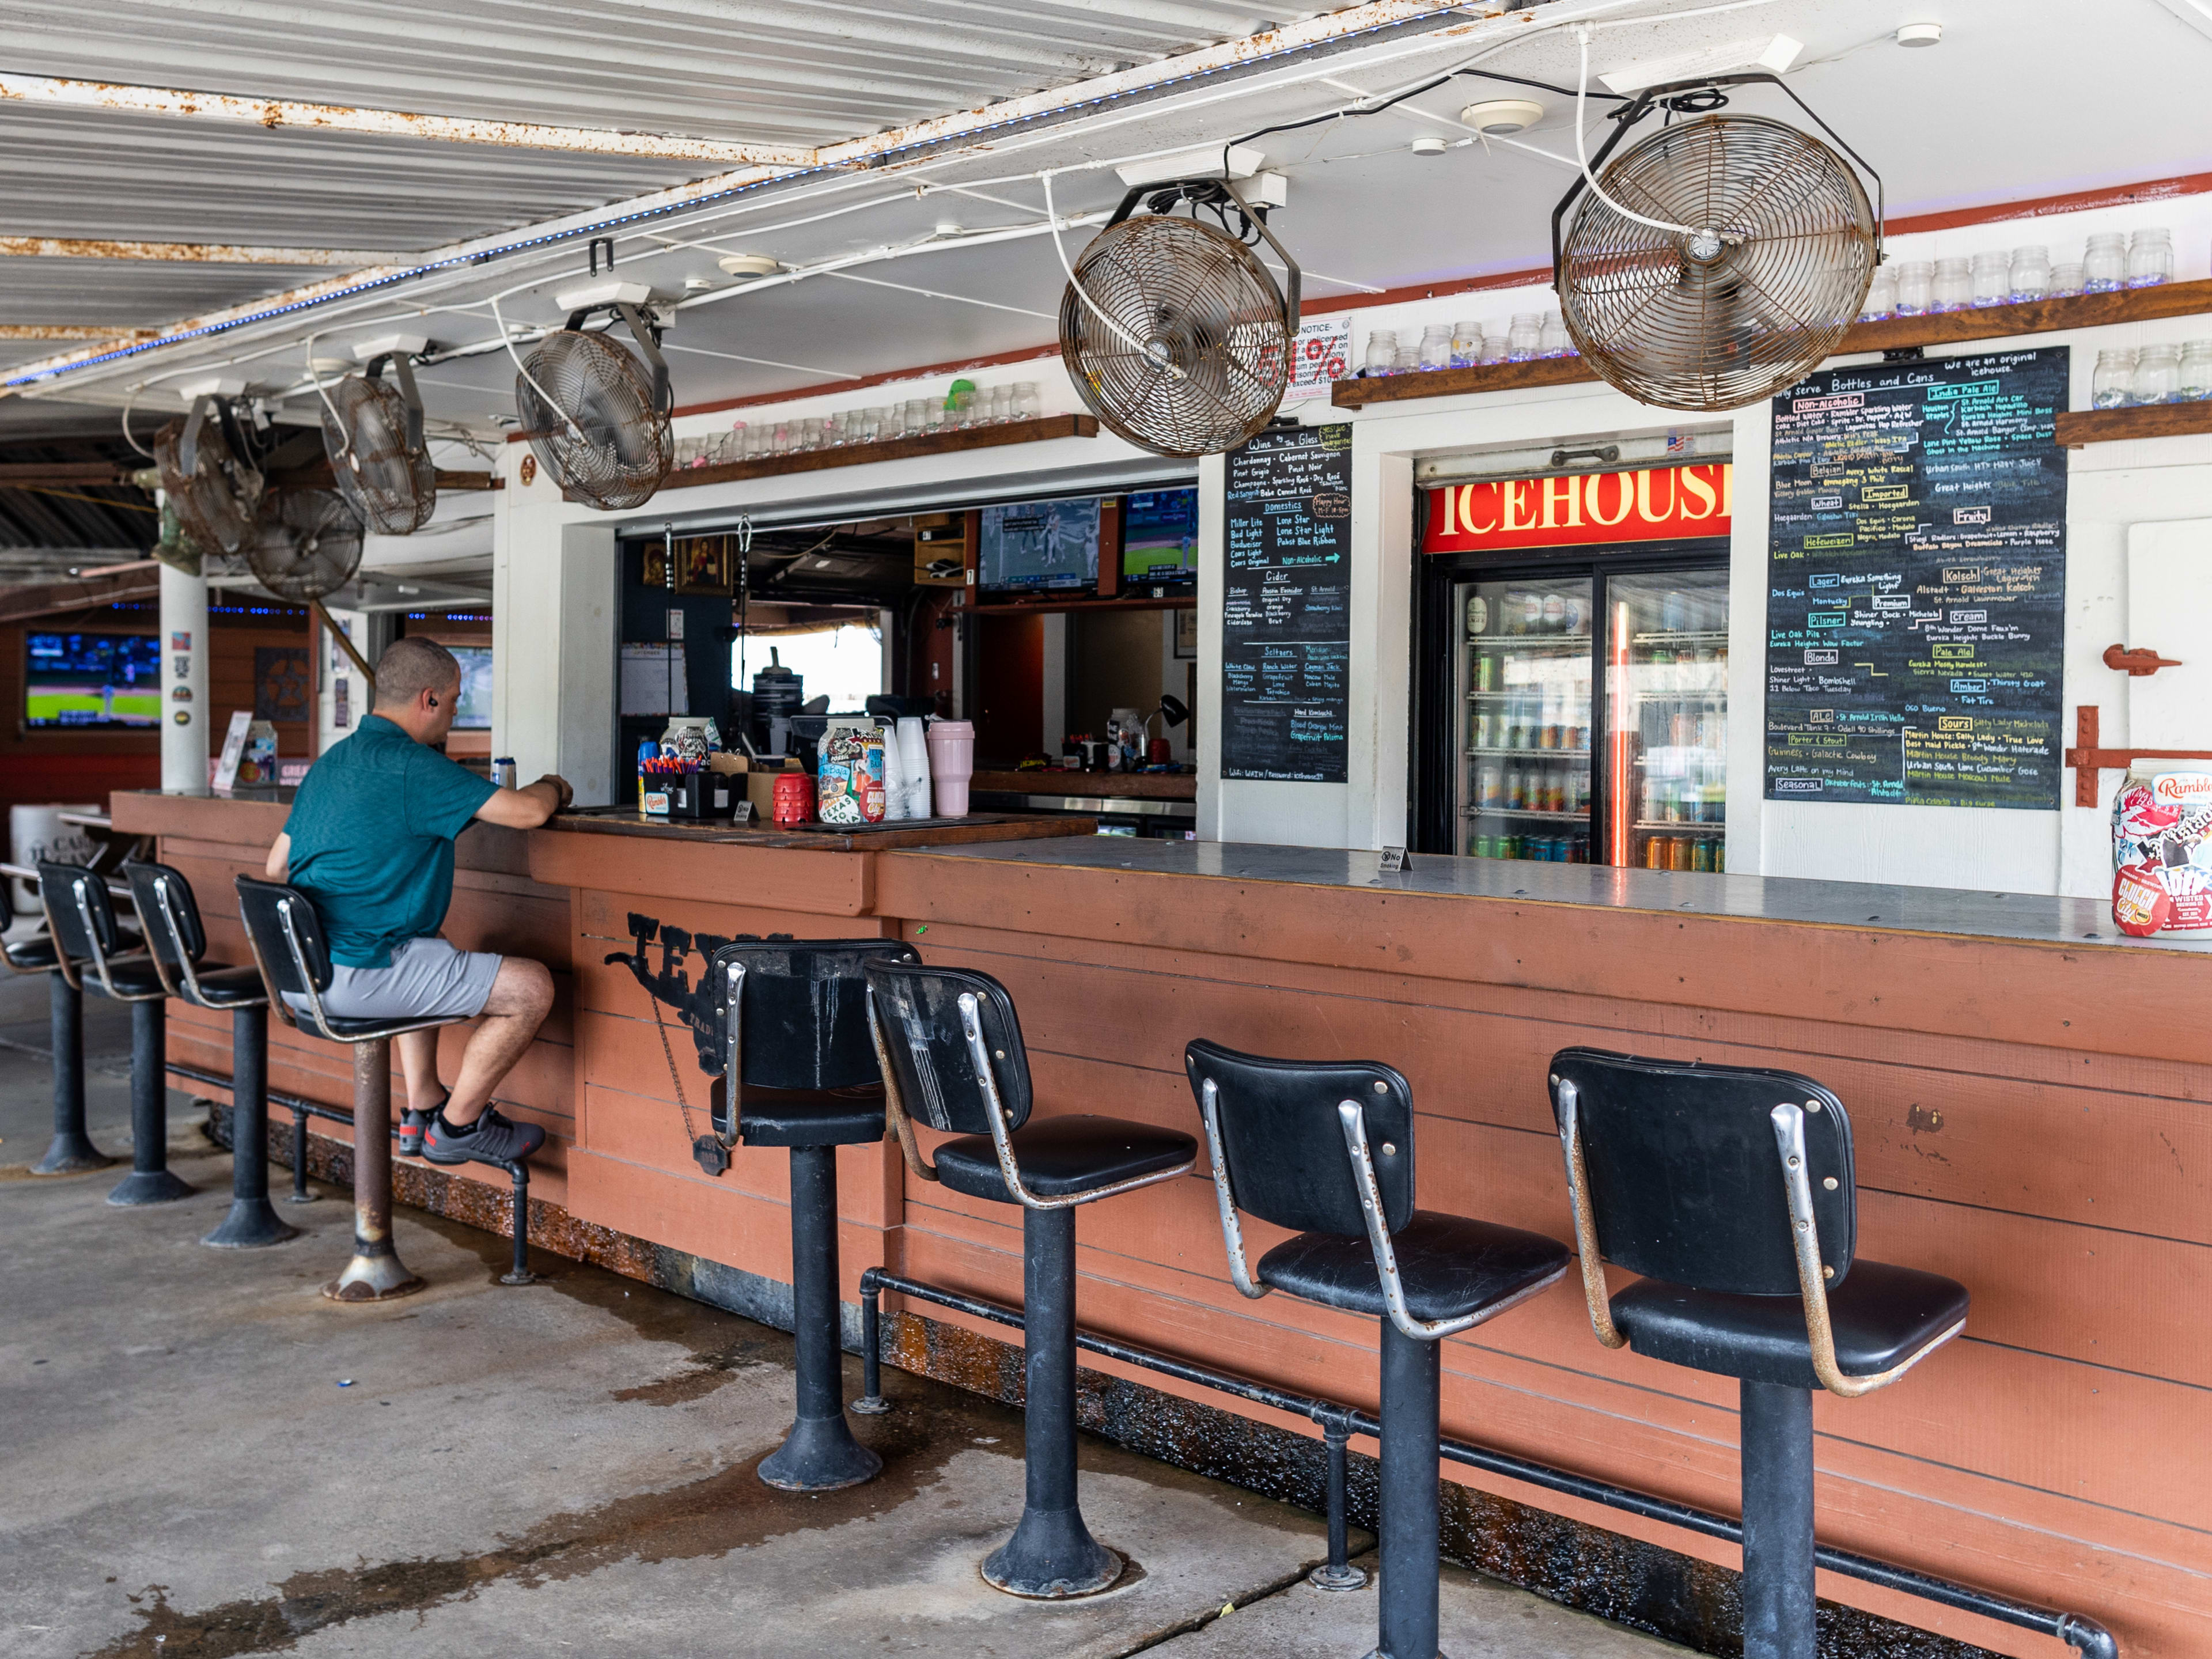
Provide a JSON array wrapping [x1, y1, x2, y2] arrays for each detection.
[[86, 1360, 1027, 1659]]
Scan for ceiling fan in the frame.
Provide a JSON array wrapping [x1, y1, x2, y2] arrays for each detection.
[[318, 335, 438, 535], [513, 278, 675, 512]]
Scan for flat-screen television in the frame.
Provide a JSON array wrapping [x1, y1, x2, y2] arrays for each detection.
[[1122, 487, 1199, 584], [979, 495, 1100, 593], [448, 645, 493, 729], [24, 631, 162, 728]]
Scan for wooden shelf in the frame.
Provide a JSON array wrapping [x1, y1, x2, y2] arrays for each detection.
[[971, 592, 1195, 617], [2055, 401, 2212, 448], [657, 413, 1097, 490], [1331, 278, 2212, 409]]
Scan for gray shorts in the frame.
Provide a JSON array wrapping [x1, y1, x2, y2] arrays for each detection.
[[287, 935, 502, 1023]]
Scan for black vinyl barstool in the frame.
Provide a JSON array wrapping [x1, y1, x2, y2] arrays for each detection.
[[123, 861, 300, 1249], [703, 937, 919, 1492], [866, 959, 1197, 1599], [1186, 1040, 1570, 1659], [235, 874, 475, 1301], [3, 894, 112, 1175], [38, 860, 192, 1207], [1549, 1049, 1971, 1659]]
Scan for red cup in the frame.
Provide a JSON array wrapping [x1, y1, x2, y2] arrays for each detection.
[[1147, 737, 1172, 766], [772, 771, 813, 828]]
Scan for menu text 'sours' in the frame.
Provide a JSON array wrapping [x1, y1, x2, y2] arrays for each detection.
[[1763, 347, 2069, 810], [1221, 424, 1353, 783]]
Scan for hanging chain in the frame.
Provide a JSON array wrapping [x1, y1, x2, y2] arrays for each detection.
[[645, 984, 706, 1142]]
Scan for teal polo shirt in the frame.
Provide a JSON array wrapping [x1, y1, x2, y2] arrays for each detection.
[[283, 714, 499, 968]]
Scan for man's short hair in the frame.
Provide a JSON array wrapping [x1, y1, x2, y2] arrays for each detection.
[[373, 637, 461, 710]]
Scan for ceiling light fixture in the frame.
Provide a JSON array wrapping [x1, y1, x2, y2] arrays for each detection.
[[1410, 135, 1449, 157], [933, 219, 964, 238], [1460, 97, 1545, 135], [1895, 21, 1943, 46], [717, 253, 781, 277]]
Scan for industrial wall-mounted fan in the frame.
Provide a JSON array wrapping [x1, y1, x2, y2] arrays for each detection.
[[1058, 180, 1299, 459], [154, 395, 267, 557], [1552, 74, 1880, 412], [320, 337, 437, 535], [514, 282, 673, 512], [245, 489, 363, 603]]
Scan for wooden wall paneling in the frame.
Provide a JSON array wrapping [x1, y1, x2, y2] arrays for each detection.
[[531, 831, 877, 916], [878, 856, 2212, 1066]]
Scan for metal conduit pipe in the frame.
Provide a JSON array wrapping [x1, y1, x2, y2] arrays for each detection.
[[855, 1268, 2118, 1659], [164, 1059, 535, 1286]]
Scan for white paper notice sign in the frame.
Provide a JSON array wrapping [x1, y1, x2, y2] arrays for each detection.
[[213, 710, 253, 791], [1290, 316, 1351, 395]]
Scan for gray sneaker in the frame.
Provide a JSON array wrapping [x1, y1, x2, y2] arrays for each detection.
[[423, 1106, 545, 1167]]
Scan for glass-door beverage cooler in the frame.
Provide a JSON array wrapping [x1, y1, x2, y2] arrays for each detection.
[[1429, 554, 1729, 870]]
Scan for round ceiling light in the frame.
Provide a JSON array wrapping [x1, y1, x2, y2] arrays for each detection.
[[717, 253, 781, 276], [1461, 98, 1546, 136], [1410, 135, 1450, 157], [1895, 22, 1942, 47]]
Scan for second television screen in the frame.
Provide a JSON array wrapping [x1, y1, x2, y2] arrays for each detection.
[[1122, 487, 1198, 582], [980, 496, 1099, 593]]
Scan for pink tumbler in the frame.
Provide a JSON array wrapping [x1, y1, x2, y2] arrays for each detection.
[[925, 719, 975, 818]]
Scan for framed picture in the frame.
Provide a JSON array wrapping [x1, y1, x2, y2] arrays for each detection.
[[641, 543, 669, 589], [253, 645, 312, 722], [1173, 606, 1198, 658], [675, 535, 732, 594]]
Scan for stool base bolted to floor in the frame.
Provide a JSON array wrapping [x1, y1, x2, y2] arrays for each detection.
[[979, 1203, 1122, 1599], [105, 979, 194, 1208], [200, 1002, 300, 1249], [756, 1142, 879, 1491], [26, 959, 112, 1175], [497, 1157, 537, 1287], [325, 1040, 426, 1302]]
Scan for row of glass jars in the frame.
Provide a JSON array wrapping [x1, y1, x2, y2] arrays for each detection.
[[1362, 313, 1576, 375], [673, 381, 1046, 467], [1861, 228, 2175, 319], [2090, 343, 2212, 408]]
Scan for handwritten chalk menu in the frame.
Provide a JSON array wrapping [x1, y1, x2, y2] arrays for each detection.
[[1222, 424, 1351, 782], [1764, 348, 2069, 809]]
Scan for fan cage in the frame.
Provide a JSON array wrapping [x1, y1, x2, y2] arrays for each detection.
[[517, 330, 673, 512], [321, 375, 437, 535], [245, 490, 365, 603], [154, 416, 260, 558], [1559, 114, 1876, 413], [1059, 213, 1292, 459]]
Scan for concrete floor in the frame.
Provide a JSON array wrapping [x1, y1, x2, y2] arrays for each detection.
[[0, 963, 1682, 1659]]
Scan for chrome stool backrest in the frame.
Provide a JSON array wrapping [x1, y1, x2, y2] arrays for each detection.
[[122, 859, 223, 1008], [862, 957, 1033, 1176]]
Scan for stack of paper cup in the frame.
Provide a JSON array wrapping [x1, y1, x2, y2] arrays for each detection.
[[896, 717, 932, 820]]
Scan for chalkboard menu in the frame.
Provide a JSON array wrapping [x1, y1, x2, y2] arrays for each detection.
[[1764, 347, 2069, 810], [1222, 423, 1352, 783]]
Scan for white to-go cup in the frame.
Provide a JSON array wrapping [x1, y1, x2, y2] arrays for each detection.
[[926, 719, 975, 818]]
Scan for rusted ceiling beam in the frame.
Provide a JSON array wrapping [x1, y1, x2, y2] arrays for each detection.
[[0, 462, 138, 485], [0, 236, 405, 266], [0, 324, 161, 340], [0, 562, 161, 624], [0, 73, 817, 166]]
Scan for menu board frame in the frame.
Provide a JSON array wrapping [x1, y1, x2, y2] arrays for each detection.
[[1764, 347, 2070, 811], [1221, 423, 1353, 784]]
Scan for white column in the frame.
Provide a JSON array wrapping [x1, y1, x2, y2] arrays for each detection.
[[315, 607, 391, 756], [494, 489, 617, 806], [159, 562, 209, 794]]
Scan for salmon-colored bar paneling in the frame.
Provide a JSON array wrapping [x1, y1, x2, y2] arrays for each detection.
[[112, 792, 2212, 1658]]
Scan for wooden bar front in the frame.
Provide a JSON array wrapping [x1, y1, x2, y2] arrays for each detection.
[[111, 793, 2212, 1657]]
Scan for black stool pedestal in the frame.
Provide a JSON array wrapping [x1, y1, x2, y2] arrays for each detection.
[[1740, 1381, 1816, 1659], [758, 1144, 880, 1492], [203, 1003, 299, 1248], [981, 1203, 1122, 1599], [107, 997, 193, 1206], [1373, 1316, 1445, 1659], [32, 969, 110, 1175], [323, 1039, 424, 1301]]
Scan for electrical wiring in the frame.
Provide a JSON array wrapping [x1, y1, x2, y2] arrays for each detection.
[[1570, 25, 1699, 240]]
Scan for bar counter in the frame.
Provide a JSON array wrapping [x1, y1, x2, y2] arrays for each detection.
[[109, 788, 2211, 1657]]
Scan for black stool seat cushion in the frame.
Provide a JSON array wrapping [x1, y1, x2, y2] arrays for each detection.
[[740, 1084, 886, 1147], [1611, 1259, 1969, 1389], [187, 965, 268, 1009], [89, 956, 168, 999], [933, 1113, 1196, 1205], [1257, 1210, 1570, 1325], [3, 936, 60, 972]]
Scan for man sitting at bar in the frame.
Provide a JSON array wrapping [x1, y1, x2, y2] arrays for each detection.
[[263, 637, 570, 1168]]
